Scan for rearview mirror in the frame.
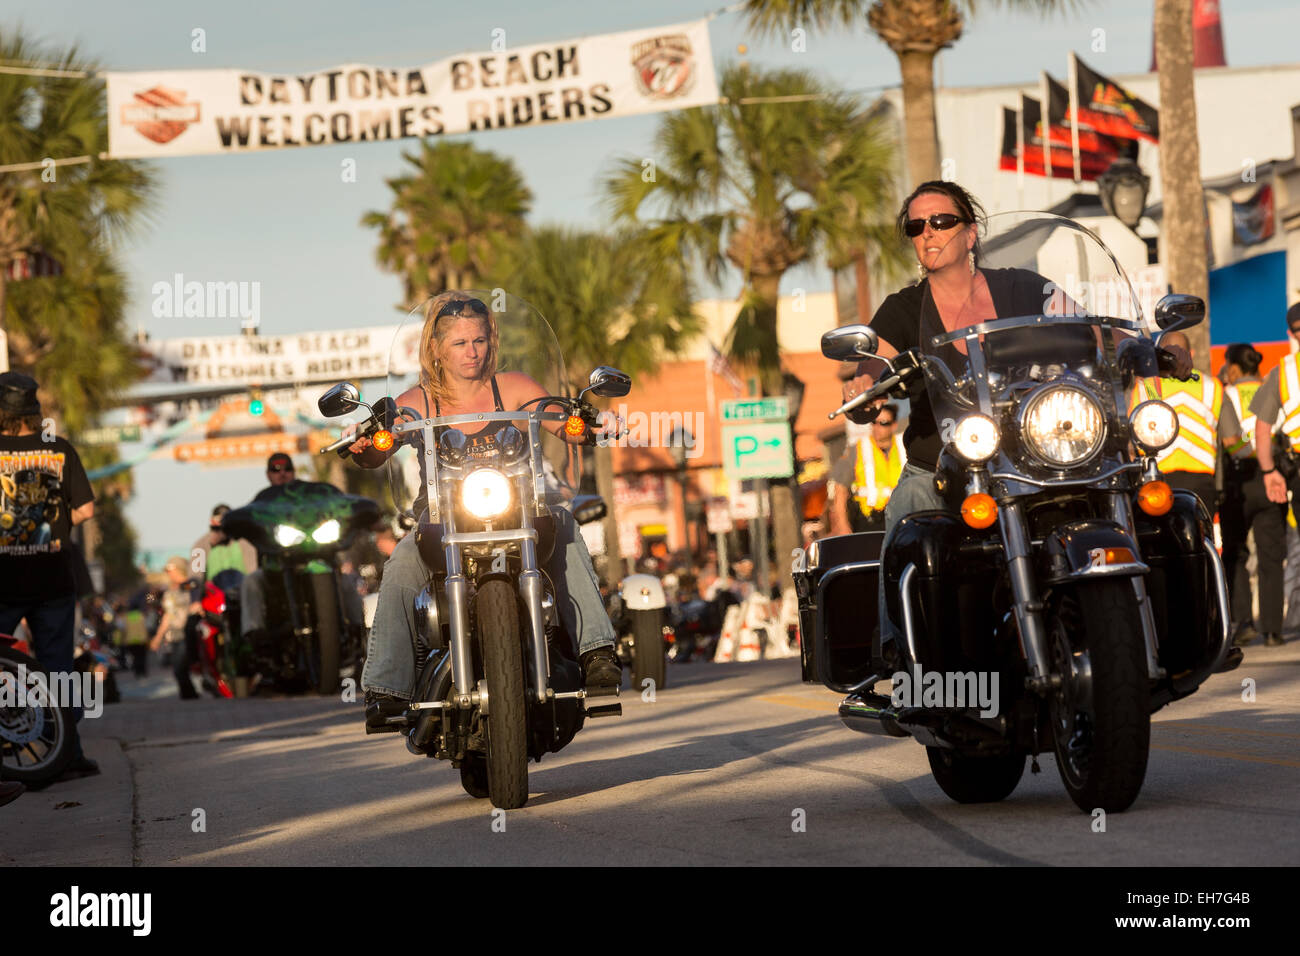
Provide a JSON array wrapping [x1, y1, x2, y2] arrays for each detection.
[[587, 366, 632, 399], [1153, 294, 1205, 332], [821, 325, 879, 362], [318, 382, 361, 418]]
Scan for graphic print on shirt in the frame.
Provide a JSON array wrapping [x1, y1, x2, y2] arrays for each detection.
[[0, 450, 67, 554]]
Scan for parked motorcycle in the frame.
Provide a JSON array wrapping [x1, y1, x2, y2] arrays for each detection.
[[798, 212, 1236, 813], [319, 290, 629, 810], [612, 573, 669, 690], [0, 634, 75, 789], [221, 482, 378, 694]]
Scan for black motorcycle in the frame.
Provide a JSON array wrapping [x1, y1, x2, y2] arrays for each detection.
[[797, 213, 1236, 813], [221, 481, 378, 694], [320, 290, 629, 810]]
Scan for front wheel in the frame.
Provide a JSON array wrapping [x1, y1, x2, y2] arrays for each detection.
[[1048, 581, 1151, 813], [308, 574, 342, 696], [630, 609, 666, 693], [477, 580, 528, 810]]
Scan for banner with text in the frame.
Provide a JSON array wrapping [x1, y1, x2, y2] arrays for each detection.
[[105, 19, 717, 158], [139, 325, 417, 386]]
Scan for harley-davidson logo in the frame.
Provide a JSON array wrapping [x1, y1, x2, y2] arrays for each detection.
[[631, 34, 696, 100], [121, 87, 201, 145]]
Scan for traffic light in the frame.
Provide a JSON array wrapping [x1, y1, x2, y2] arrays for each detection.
[[248, 388, 265, 416]]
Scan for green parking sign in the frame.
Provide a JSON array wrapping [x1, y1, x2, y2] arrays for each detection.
[[722, 422, 793, 480]]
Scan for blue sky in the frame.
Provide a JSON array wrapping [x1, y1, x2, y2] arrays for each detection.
[[4, 0, 1297, 562]]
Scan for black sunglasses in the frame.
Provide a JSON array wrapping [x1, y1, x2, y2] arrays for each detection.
[[874, 418, 896, 426], [268, 464, 294, 474], [1289, 326, 1300, 336], [436, 297, 490, 321], [904, 214, 969, 238]]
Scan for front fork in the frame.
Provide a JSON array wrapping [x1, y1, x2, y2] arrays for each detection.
[[999, 487, 1166, 695]]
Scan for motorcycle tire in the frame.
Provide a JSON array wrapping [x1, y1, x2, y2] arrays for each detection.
[[926, 747, 1025, 804], [308, 574, 342, 696], [459, 752, 490, 799], [0, 646, 76, 790], [1048, 581, 1150, 813], [477, 579, 528, 810], [630, 609, 666, 694]]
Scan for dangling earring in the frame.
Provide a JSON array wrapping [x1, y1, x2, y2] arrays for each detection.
[[968, 250, 976, 275], [917, 260, 927, 280]]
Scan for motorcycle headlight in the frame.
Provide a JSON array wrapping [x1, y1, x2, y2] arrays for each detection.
[[952, 414, 1000, 463], [1129, 400, 1179, 453], [275, 524, 307, 548], [462, 468, 511, 519], [312, 519, 341, 544], [1021, 385, 1106, 467]]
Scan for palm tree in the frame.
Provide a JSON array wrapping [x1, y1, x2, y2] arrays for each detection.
[[604, 64, 900, 590], [1153, 0, 1210, 368], [0, 32, 156, 370], [362, 140, 532, 307], [502, 226, 703, 578], [740, 0, 1089, 185]]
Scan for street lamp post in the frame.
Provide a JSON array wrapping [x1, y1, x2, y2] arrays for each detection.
[[669, 425, 693, 560], [1098, 159, 1151, 232]]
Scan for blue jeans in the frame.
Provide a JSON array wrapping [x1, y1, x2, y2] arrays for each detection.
[[363, 505, 615, 699], [0, 595, 85, 758], [878, 463, 948, 651]]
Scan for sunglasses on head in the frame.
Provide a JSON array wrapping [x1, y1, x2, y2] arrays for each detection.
[[904, 214, 969, 238], [436, 297, 490, 321]]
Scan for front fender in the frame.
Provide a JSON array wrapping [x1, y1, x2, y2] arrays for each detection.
[[1039, 520, 1148, 585], [621, 573, 666, 610]]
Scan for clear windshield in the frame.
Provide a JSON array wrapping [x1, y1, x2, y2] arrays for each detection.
[[916, 212, 1153, 434], [383, 289, 573, 523]]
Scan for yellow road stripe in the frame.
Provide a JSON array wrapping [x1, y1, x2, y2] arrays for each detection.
[[759, 694, 839, 714]]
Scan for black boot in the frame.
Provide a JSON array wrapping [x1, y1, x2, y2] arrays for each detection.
[[364, 690, 408, 731], [1264, 632, 1285, 647], [580, 646, 621, 691]]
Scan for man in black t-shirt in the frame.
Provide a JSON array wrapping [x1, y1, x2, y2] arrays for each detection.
[[0, 372, 99, 779]]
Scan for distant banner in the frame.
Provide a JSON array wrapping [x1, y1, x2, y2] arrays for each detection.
[[1232, 184, 1276, 246], [104, 19, 717, 158], [138, 325, 419, 385]]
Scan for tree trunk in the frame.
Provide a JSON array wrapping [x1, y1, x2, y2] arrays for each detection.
[[898, 50, 941, 186], [1154, 0, 1211, 369], [853, 249, 872, 325], [0, 271, 8, 373], [593, 443, 623, 583]]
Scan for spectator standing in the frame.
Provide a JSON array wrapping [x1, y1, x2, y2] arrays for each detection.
[[0, 371, 99, 780]]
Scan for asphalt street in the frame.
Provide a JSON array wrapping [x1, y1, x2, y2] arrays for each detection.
[[7, 645, 1298, 866]]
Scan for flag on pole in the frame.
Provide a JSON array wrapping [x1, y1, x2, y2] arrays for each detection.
[[1071, 53, 1159, 144], [707, 341, 744, 396], [1014, 93, 1116, 181]]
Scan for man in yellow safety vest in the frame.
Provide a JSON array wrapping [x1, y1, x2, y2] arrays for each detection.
[[1135, 331, 1222, 518], [829, 404, 906, 534], [1247, 303, 1300, 647]]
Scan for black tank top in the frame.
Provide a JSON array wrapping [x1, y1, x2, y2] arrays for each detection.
[[413, 376, 506, 520]]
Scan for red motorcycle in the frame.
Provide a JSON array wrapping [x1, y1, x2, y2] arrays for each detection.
[[192, 581, 236, 699]]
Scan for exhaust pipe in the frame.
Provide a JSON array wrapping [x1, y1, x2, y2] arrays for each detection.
[[838, 692, 910, 738]]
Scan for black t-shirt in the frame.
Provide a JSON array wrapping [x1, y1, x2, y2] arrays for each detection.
[[0, 433, 95, 604], [869, 268, 1052, 471]]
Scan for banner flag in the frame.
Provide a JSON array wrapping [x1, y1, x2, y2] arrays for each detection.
[[105, 19, 718, 158], [1071, 53, 1159, 144]]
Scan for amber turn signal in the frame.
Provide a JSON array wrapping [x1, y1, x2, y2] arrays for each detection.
[[961, 493, 998, 529], [565, 415, 587, 438], [1137, 480, 1173, 516], [371, 429, 395, 452]]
